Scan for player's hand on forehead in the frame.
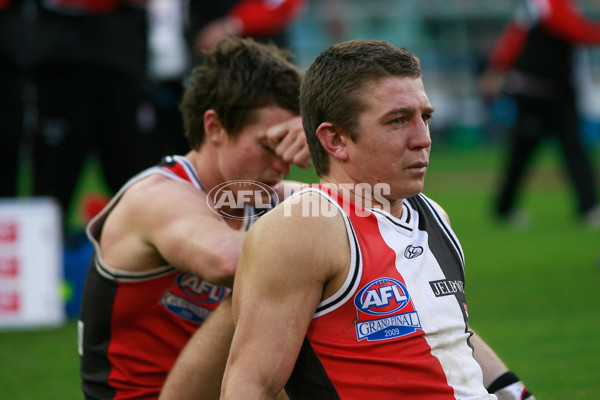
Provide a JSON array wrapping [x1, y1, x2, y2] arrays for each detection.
[[266, 116, 312, 168]]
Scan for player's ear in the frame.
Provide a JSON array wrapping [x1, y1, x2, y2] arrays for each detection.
[[316, 122, 349, 162], [204, 109, 227, 145]]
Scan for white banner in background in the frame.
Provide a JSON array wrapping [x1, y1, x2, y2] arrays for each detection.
[[0, 198, 64, 329]]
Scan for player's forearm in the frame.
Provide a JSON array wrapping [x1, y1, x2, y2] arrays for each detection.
[[221, 320, 298, 400], [160, 296, 234, 400], [220, 369, 280, 400], [470, 331, 509, 386], [471, 330, 535, 399]]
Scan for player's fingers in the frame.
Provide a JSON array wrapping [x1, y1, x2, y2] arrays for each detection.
[[266, 123, 286, 149], [266, 116, 303, 150], [292, 146, 312, 169], [273, 121, 306, 157], [278, 131, 303, 158], [273, 127, 299, 157], [281, 134, 311, 168]]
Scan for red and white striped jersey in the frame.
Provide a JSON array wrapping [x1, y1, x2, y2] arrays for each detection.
[[285, 185, 496, 400]]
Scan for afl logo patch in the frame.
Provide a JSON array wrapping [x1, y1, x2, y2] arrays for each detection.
[[354, 278, 409, 315], [160, 273, 230, 324], [176, 274, 229, 305], [354, 278, 421, 341]]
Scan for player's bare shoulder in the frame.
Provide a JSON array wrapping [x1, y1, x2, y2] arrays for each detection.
[[103, 173, 219, 240], [245, 188, 350, 291], [99, 172, 232, 273]]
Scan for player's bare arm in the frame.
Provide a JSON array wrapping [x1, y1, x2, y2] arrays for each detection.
[[221, 193, 350, 399], [99, 173, 245, 287], [159, 295, 235, 400], [470, 331, 509, 387]]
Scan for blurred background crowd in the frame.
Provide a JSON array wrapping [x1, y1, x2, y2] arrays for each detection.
[[2, 0, 600, 229]]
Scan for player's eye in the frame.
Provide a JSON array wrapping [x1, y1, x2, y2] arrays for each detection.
[[389, 117, 406, 125], [261, 142, 275, 154]]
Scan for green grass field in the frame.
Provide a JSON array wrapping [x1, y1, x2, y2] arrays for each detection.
[[1, 143, 599, 399]]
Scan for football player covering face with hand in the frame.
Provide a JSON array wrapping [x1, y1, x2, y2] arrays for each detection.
[[78, 37, 311, 400]]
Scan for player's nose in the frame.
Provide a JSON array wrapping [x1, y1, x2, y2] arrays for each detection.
[[409, 119, 432, 149]]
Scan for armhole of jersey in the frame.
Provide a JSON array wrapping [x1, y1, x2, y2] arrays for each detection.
[[289, 188, 363, 318], [93, 256, 176, 282], [417, 193, 465, 268], [85, 166, 178, 283], [85, 164, 190, 235]]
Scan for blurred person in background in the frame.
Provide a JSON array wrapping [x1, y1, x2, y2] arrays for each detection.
[[78, 37, 310, 400], [31, 0, 168, 234], [188, 0, 306, 55], [0, 0, 33, 197], [146, 0, 308, 157], [481, 0, 600, 228]]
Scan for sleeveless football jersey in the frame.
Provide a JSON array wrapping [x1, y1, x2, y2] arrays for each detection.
[[79, 155, 262, 400], [285, 186, 496, 400]]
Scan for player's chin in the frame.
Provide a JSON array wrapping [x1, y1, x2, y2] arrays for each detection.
[[402, 178, 426, 197]]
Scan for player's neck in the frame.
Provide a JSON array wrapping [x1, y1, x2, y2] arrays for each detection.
[[188, 149, 222, 194], [319, 178, 405, 219]]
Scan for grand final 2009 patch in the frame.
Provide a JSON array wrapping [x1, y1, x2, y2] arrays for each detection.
[[354, 278, 421, 341]]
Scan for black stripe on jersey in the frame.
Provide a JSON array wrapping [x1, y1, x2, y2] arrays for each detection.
[[407, 195, 468, 325], [315, 214, 361, 314], [80, 256, 117, 400], [96, 259, 176, 282], [286, 338, 341, 399], [177, 156, 204, 190], [417, 194, 464, 266], [407, 195, 464, 273], [404, 202, 412, 224]]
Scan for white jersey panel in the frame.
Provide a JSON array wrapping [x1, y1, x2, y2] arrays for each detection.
[[373, 201, 495, 400]]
